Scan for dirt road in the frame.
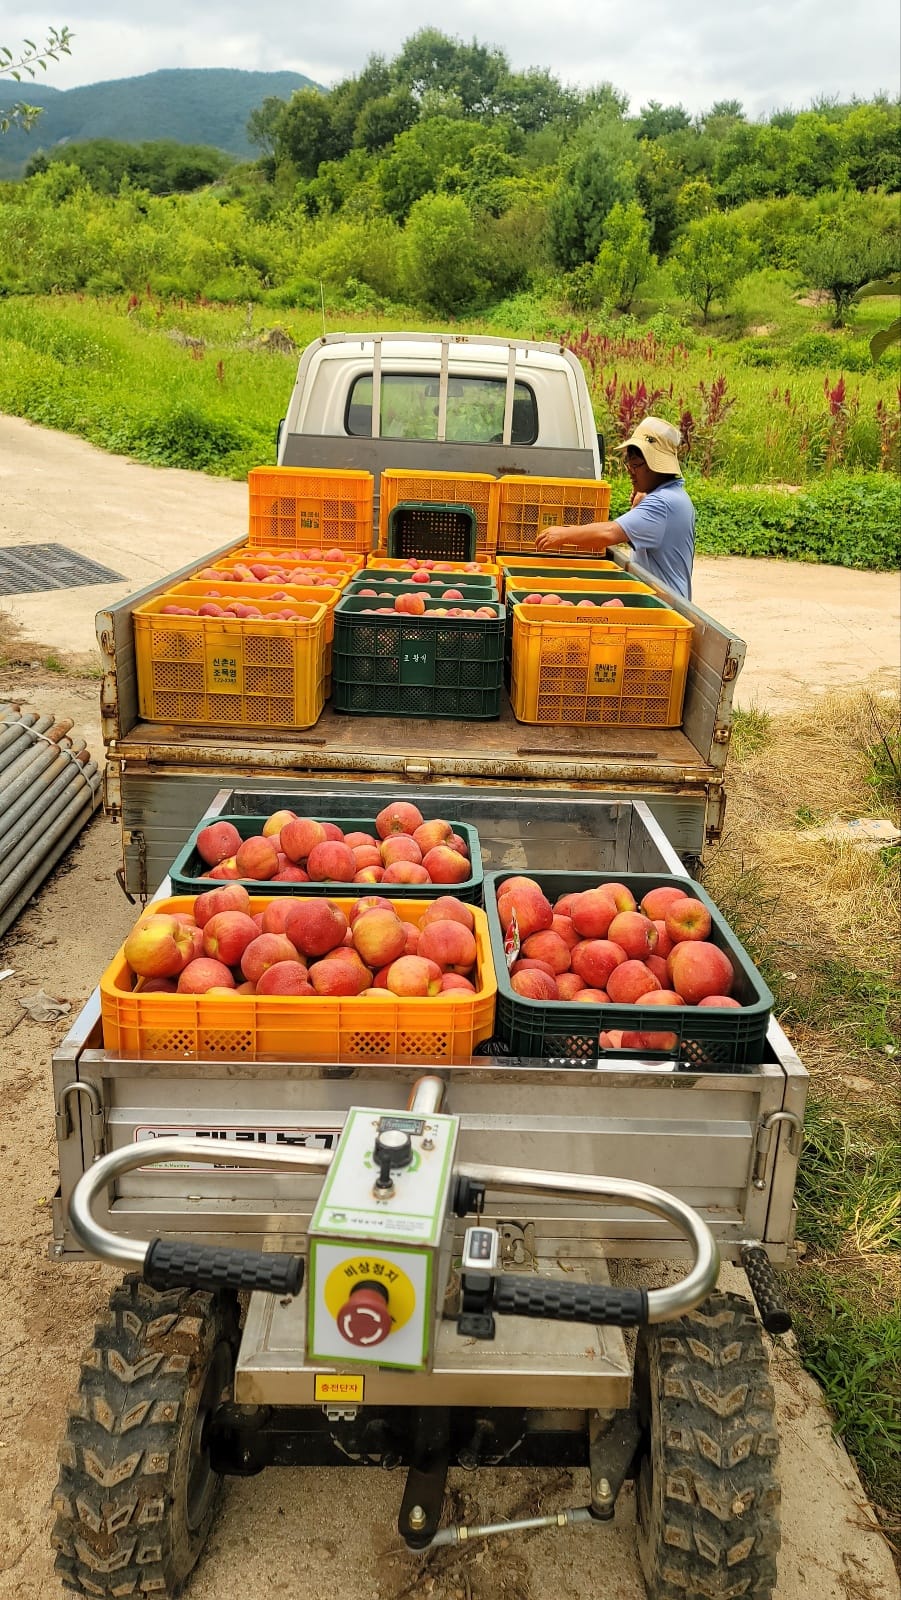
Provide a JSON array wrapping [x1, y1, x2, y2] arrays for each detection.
[[0, 414, 899, 1600]]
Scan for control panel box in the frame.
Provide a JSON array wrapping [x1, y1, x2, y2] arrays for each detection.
[[307, 1107, 459, 1372]]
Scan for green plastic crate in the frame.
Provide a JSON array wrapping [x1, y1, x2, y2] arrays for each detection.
[[333, 595, 505, 720], [485, 870, 774, 1068], [169, 814, 483, 902], [387, 502, 478, 562]]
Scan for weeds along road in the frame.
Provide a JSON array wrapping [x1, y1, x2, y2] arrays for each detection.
[[0, 414, 898, 1600]]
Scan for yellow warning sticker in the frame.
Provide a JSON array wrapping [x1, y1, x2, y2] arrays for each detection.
[[314, 1373, 364, 1402]]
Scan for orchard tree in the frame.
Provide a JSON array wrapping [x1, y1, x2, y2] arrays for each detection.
[[673, 212, 754, 321], [399, 192, 485, 313], [801, 203, 899, 325], [0, 26, 72, 132], [593, 199, 655, 311]]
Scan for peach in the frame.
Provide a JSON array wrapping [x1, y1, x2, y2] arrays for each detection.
[[551, 915, 580, 950], [307, 841, 357, 881], [643, 989, 686, 1006], [639, 885, 691, 921], [571, 939, 627, 990], [417, 919, 477, 974], [386, 956, 442, 996], [570, 890, 618, 939], [354, 867, 385, 883], [376, 801, 424, 838], [440, 973, 476, 993], [272, 865, 310, 882], [189, 927, 205, 961], [497, 875, 542, 898], [621, 1030, 678, 1051], [646, 954, 670, 986], [413, 819, 453, 853], [665, 897, 713, 944], [668, 943, 734, 1005], [697, 994, 742, 1008], [345, 832, 378, 849], [497, 885, 553, 942], [255, 963, 314, 996], [573, 988, 611, 1003], [208, 858, 241, 880], [521, 930, 572, 974], [124, 915, 195, 978], [607, 911, 656, 960], [652, 920, 674, 958], [196, 820, 242, 866], [395, 592, 426, 615], [422, 846, 470, 884], [382, 861, 430, 884], [448, 833, 469, 856], [195, 883, 252, 928], [510, 969, 559, 1001], [321, 823, 345, 841], [510, 958, 557, 979], [554, 892, 583, 919], [420, 896, 475, 931], [599, 1030, 625, 1049], [261, 897, 309, 935], [349, 896, 395, 924], [139, 976, 178, 994], [241, 933, 302, 983], [235, 835, 280, 881], [202, 911, 260, 967], [262, 809, 297, 838], [283, 900, 348, 958], [606, 960, 662, 1004], [352, 845, 383, 869], [280, 817, 327, 863], [403, 924, 420, 955], [380, 835, 423, 867], [602, 882, 637, 914], [352, 909, 408, 968], [177, 958, 235, 994], [308, 952, 372, 996], [359, 987, 395, 998], [556, 972, 585, 1000]]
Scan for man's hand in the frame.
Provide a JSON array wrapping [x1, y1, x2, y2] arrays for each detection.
[[535, 527, 571, 552]]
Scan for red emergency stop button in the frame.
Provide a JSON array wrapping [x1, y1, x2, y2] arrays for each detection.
[[337, 1283, 392, 1347]]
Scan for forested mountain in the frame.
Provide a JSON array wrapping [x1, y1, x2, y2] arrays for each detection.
[[0, 68, 322, 175]]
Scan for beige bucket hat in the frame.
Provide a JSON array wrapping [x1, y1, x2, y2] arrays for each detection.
[[616, 417, 682, 474]]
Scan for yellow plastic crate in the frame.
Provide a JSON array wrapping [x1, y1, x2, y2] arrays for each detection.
[[378, 470, 498, 559], [134, 596, 328, 730], [218, 547, 363, 581], [248, 467, 374, 552], [167, 581, 341, 675], [368, 554, 500, 577], [496, 554, 621, 576], [509, 602, 693, 728], [100, 897, 497, 1063], [495, 476, 612, 554], [504, 575, 654, 599]]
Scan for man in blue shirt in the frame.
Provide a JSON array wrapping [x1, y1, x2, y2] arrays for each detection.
[[535, 418, 696, 599]]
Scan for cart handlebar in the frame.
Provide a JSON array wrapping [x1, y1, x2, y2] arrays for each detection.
[[144, 1238, 304, 1297]]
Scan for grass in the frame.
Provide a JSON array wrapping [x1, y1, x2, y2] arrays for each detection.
[[703, 682, 901, 1524], [731, 705, 773, 761]]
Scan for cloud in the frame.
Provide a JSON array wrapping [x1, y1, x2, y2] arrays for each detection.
[[5, 0, 900, 116]]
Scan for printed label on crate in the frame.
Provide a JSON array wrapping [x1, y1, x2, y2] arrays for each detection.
[[134, 1125, 339, 1170], [204, 646, 242, 693], [400, 638, 436, 686], [297, 499, 322, 531], [503, 905, 521, 969], [540, 510, 563, 527], [587, 643, 621, 695]]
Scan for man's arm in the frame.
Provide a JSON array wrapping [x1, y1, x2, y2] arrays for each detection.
[[535, 519, 630, 554]]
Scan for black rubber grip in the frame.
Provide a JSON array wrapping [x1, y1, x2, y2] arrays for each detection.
[[494, 1276, 648, 1328], [740, 1244, 792, 1334], [144, 1239, 304, 1296]]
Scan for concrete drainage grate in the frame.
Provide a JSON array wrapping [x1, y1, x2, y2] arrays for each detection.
[[0, 544, 125, 595]]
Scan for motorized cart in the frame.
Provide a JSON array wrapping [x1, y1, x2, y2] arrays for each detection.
[[49, 796, 805, 1600]]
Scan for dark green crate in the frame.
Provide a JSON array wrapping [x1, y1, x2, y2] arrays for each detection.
[[333, 596, 505, 720], [170, 814, 483, 901], [484, 870, 774, 1068], [387, 502, 478, 562]]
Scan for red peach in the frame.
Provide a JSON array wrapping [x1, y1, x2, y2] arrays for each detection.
[[349, 896, 395, 924], [421, 896, 475, 930], [283, 900, 348, 958], [125, 915, 195, 978], [202, 911, 260, 967], [646, 954, 670, 986], [352, 845, 383, 869], [551, 915, 580, 949], [345, 832, 378, 849], [354, 867, 385, 883], [418, 920, 477, 973], [359, 987, 395, 998], [352, 909, 408, 968], [261, 897, 309, 935], [320, 823, 345, 841], [570, 890, 618, 939], [422, 846, 470, 884], [639, 885, 692, 921], [413, 819, 453, 853], [255, 963, 314, 996], [668, 943, 735, 1004], [554, 892, 583, 918], [571, 939, 627, 990], [607, 911, 657, 959], [403, 924, 420, 954], [280, 817, 327, 863], [380, 835, 423, 867], [497, 885, 553, 941], [665, 897, 713, 944], [440, 973, 476, 992], [573, 988, 611, 1002], [599, 1030, 625, 1049], [307, 841, 357, 881], [386, 956, 442, 996], [697, 994, 742, 1008], [272, 866, 310, 882], [652, 920, 675, 957], [177, 958, 235, 994], [195, 883, 252, 928], [375, 801, 424, 838], [382, 862, 430, 884], [510, 969, 559, 1001], [196, 820, 242, 866], [510, 958, 557, 979], [603, 882, 637, 914], [621, 1030, 678, 1051], [521, 930, 572, 974], [208, 859, 241, 880], [308, 952, 372, 996], [241, 933, 302, 983], [496, 875, 543, 898], [262, 809, 297, 837], [556, 972, 585, 1000], [235, 834, 280, 881], [606, 961, 662, 1004], [139, 976, 178, 994], [643, 989, 686, 1006], [448, 833, 469, 856]]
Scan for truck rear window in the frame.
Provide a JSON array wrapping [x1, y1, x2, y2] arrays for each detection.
[[345, 374, 538, 444]]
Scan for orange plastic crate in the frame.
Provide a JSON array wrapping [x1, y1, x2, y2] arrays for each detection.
[[248, 467, 374, 552], [134, 597, 328, 730], [496, 554, 620, 576], [367, 554, 499, 577], [227, 546, 364, 577], [168, 582, 342, 655], [378, 470, 498, 559], [509, 602, 693, 727], [100, 897, 497, 1063], [495, 476, 612, 554]]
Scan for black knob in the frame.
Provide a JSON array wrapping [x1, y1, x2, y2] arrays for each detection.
[[373, 1127, 413, 1190]]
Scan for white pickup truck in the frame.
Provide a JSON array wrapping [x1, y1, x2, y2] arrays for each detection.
[[98, 331, 745, 897]]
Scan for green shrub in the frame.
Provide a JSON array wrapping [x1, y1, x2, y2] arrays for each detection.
[[689, 476, 900, 570], [736, 339, 780, 367]]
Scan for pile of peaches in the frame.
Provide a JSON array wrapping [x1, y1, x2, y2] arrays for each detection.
[[193, 800, 472, 888], [515, 594, 627, 610], [496, 875, 742, 1051], [122, 890, 481, 1002], [195, 556, 350, 586]]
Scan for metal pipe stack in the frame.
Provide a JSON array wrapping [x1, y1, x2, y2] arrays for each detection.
[[0, 704, 102, 941]]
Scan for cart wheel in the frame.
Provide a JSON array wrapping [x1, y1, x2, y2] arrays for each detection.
[[51, 1274, 240, 1598], [634, 1291, 780, 1600]]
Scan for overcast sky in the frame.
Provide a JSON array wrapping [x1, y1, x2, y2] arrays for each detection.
[[6, 1, 900, 117]]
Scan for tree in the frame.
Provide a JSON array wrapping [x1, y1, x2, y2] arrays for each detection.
[[672, 213, 754, 321], [398, 191, 485, 313], [548, 115, 636, 268], [0, 26, 72, 133], [635, 140, 683, 254], [495, 68, 580, 133], [592, 199, 655, 311], [393, 28, 508, 117], [246, 96, 287, 159], [801, 204, 899, 325], [354, 90, 417, 153], [275, 88, 336, 178], [636, 101, 690, 141]]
